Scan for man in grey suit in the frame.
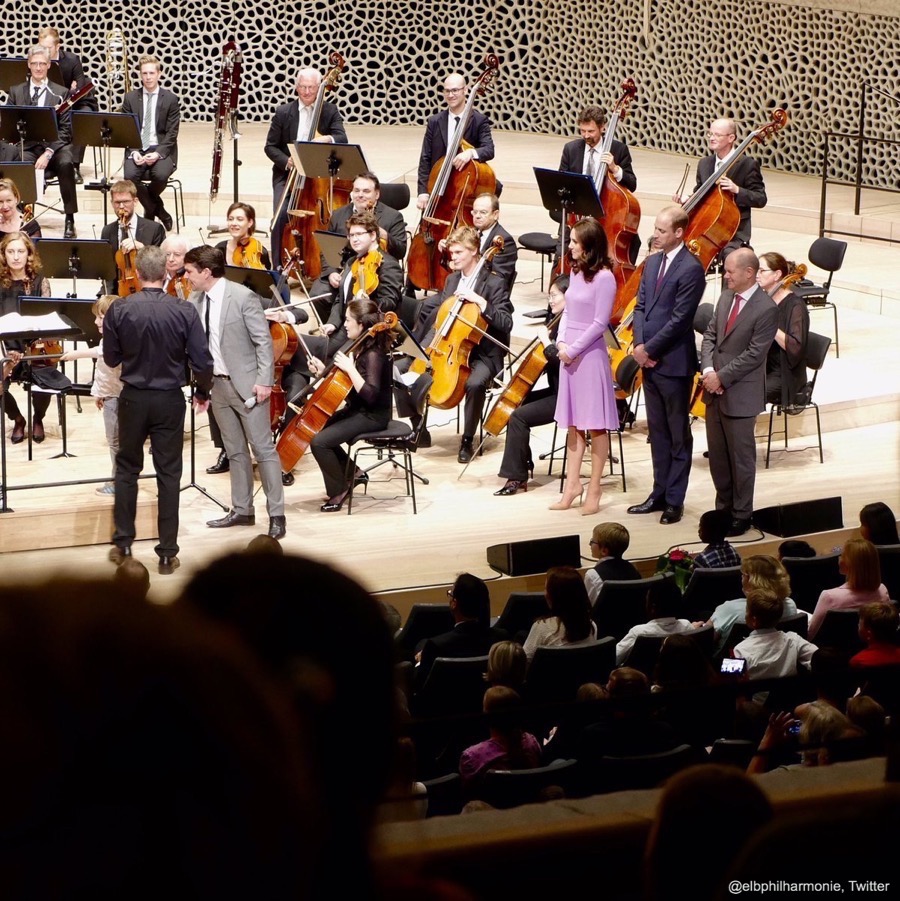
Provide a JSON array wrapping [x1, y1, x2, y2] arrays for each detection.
[[700, 248, 778, 537], [183, 245, 286, 540]]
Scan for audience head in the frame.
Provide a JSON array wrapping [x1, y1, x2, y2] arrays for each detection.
[[858, 601, 898, 643], [545, 566, 593, 642], [590, 521, 630, 560], [859, 502, 899, 545], [745, 587, 784, 629], [741, 555, 790, 601], [607, 666, 650, 698], [576, 681, 610, 702], [698, 509, 732, 545], [797, 699, 861, 766], [112, 557, 151, 601], [654, 633, 715, 690], [244, 534, 284, 556], [845, 695, 887, 753], [449, 572, 490, 625], [483, 686, 528, 746], [486, 640, 527, 689], [778, 538, 817, 559], [839, 537, 882, 592], [646, 577, 683, 620]]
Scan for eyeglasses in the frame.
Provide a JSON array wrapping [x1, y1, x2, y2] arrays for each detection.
[[443, 87, 465, 95], [446, 588, 454, 598], [589, 539, 599, 546], [347, 230, 370, 238]]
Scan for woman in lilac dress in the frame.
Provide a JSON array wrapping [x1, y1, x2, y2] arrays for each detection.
[[552, 218, 619, 515]]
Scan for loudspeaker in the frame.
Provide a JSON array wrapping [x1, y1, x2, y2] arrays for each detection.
[[752, 496, 843, 538], [486, 535, 582, 576]]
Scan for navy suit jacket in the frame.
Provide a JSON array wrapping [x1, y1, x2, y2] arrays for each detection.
[[633, 246, 706, 377], [559, 137, 637, 193], [695, 154, 766, 243], [479, 222, 518, 286], [6, 81, 71, 152], [417, 108, 495, 194], [265, 100, 347, 183]]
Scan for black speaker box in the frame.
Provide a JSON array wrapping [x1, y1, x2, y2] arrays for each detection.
[[486, 535, 582, 576], [752, 496, 843, 538]]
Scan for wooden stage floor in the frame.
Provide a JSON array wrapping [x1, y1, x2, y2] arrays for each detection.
[[1, 124, 898, 607]]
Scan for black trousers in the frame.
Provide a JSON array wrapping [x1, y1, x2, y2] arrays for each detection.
[[23, 147, 78, 214], [310, 407, 388, 498], [124, 155, 176, 219], [2, 380, 51, 422], [113, 385, 185, 558], [497, 387, 557, 481], [461, 356, 500, 439]]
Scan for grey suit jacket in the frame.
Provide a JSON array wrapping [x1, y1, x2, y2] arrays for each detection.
[[122, 87, 180, 163], [700, 286, 778, 417], [191, 281, 274, 400]]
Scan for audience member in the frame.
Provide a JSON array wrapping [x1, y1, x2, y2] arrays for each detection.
[[584, 521, 642, 604], [849, 602, 900, 668], [652, 633, 716, 693], [112, 557, 151, 601], [693, 509, 742, 569], [859, 501, 900, 546], [777, 538, 817, 559], [808, 538, 890, 640], [734, 589, 817, 679], [485, 640, 527, 689], [845, 695, 888, 756], [244, 534, 285, 556], [542, 681, 609, 762], [616, 578, 694, 665], [523, 566, 598, 661], [377, 737, 428, 824]]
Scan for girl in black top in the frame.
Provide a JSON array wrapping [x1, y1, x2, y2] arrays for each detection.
[[309, 296, 393, 512]]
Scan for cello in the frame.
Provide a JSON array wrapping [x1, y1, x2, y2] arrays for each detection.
[[271, 51, 348, 277], [275, 311, 397, 471], [407, 54, 500, 292]]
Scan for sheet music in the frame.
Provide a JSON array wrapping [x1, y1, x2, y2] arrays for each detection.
[[0, 310, 73, 335]]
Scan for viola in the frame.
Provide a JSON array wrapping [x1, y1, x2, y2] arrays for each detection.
[[234, 235, 266, 269], [407, 54, 500, 292], [350, 248, 382, 297], [115, 212, 140, 296], [166, 272, 192, 300], [276, 311, 398, 471]]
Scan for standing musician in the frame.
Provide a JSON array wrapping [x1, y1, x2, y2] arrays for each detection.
[[100, 180, 165, 294], [559, 105, 637, 195], [122, 55, 180, 231], [265, 67, 348, 267], [416, 72, 495, 212], [0, 178, 41, 239], [308, 297, 393, 513], [37, 26, 97, 184], [627, 206, 706, 526], [184, 245, 287, 540], [0, 232, 51, 444], [677, 118, 767, 253], [493, 275, 567, 497], [470, 192, 518, 287], [4, 45, 79, 239]]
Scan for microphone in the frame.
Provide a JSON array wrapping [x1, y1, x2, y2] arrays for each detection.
[[244, 395, 258, 410]]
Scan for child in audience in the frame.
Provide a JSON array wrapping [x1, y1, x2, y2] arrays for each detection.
[[850, 602, 900, 667], [485, 640, 527, 689], [778, 539, 817, 559], [616, 578, 694, 665], [583, 521, 641, 604], [693, 509, 742, 569]]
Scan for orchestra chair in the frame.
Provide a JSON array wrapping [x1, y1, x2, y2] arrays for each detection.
[[517, 232, 557, 291], [765, 331, 830, 469], [622, 634, 667, 678], [792, 236, 847, 357], [525, 638, 616, 706], [138, 175, 185, 232], [378, 182, 411, 212], [479, 758, 578, 808], [780, 551, 843, 614], [394, 603, 454, 661]]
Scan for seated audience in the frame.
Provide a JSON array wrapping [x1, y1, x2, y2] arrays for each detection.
[[485, 640, 527, 690], [377, 737, 427, 824], [734, 589, 818, 679], [808, 538, 890, 640], [849, 602, 900, 668], [584, 521, 641, 604], [652, 633, 716, 693], [693, 509, 742, 569], [859, 501, 900, 546], [523, 566, 598, 661], [112, 557, 151, 601], [542, 681, 609, 762], [777, 538, 817, 559], [616, 578, 694, 665]]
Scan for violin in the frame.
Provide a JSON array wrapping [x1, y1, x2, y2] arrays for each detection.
[[276, 311, 398, 471], [426, 237, 504, 410], [115, 211, 140, 296], [166, 271, 192, 300], [350, 248, 382, 297], [407, 54, 500, 292], [25, 337, 64, 371], [234, 235, 267, 269]]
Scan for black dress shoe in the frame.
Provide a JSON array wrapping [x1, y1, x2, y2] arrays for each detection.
[[63, 215, 76, 239], [627, 497, 666, 515], [494, 479, 527, 497], [206, 450, 230, 474], [158, 208, 174, 231], [660, 504, 684, 525], [728, 517, 752, 537], [109, 545, 132, 565], [458, 437, 475, 464], [10, 416, 25, 444], [207, 510, 255, 528], [282, 471, 295, 486], [268, 516, 287, 539], [158, 555, 180, 575], [320, 489, 349, 512], [32, 419, 45, 444], [73, 166, 83, 185]]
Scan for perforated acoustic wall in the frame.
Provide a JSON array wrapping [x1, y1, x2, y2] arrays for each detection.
[[4, 1, 899, 185]]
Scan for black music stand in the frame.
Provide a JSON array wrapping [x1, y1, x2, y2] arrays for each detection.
[[291, 142, 368, 217], [314, 230, 348, 270], [0, 161, 38, 204], [35, 239, 117, 297], [533, 167, 604, 263], [74, 111, 141, 225], [0, 58, 63, 92], [0, 107, 59, 159], [19, 297, 101, 347]]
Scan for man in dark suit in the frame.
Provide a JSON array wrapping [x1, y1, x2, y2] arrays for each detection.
[[701, 248, 778, 537], [558, 105, 637, 193], [471, 192, 518, 287], [184, 245, 286, 540], [416, 72, 495, 211], [5, 45, 78, 237], [122, 56, 180, 231], [265, 67, 348, 268], [414, 572, 507, 690], [627, 206, 707, 525], [37, 26, 97, 182], [100, 179, 165, 292]]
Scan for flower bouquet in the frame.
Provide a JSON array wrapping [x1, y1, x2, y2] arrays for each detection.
[[655, 548, 696, 592]]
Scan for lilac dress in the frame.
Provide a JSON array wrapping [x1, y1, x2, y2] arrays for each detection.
[[554, 268, 619, 430]]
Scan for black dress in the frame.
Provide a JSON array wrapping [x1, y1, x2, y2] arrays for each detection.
[[1, 276, 52, 421], [765, 291, 809, 406]]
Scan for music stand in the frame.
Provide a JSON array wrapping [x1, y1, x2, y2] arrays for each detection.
[[35, 239, 117, 297], [0, 58, 63, 92], [314, 230, 348, 270], [290, 142, 368, 215], [0, 107, 59, 160], [223, 265, 276, 300], [392, 320, 429, 366], [19, 297, 101, 347], [0, 161, 38, 204], [533, 167, 604, 264], [74, 111, 141, 224]]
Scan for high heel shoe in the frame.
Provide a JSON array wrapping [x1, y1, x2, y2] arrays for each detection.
[[494, 479, 527, 497], [581, 492, 603, 516], [549, 487, 584, 510], [320, 488, 350, 512], [10, 416, 25, 444]]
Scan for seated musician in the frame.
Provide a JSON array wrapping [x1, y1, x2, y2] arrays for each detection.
[[0, 178, 41, 240], [161, 233, 190, 297], [122, 55, 180, 231], [215, 202, 273, 270], [308, 297, 393, 513], [5, 45, 79, 239], [493, 275, 567, 496], [307, 171, 407, 322], [756, 251, 809, 406], [0, 232, 52, 444], [470, 192, 518, 287], [100, 179, 165, 294]]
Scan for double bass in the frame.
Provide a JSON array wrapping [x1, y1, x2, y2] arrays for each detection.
[[407, 54, 500, 293], [276, 311, 397, 471], [270, 51, 348, 277]]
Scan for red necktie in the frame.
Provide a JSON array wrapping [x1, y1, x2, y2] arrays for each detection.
[[724, 293, 743, 335]]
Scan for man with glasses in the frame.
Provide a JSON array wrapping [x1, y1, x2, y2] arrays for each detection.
[[469, 192, 517, 287], [100, 179, 165, 292], [415, 73, 495, 212]]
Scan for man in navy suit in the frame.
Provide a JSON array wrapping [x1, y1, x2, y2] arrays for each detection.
[[627, 206, 706, 525], [415, 72, 495, 211]]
